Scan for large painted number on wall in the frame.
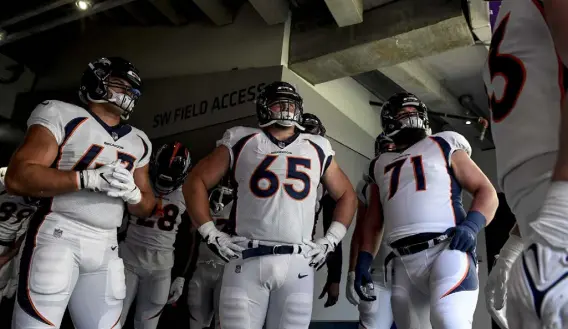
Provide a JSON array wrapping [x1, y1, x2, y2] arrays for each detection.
[[384, 155, 426, 200], [250, 155, 311, 200], [486, 13, 526, 123], [73, 144, 136, 171]]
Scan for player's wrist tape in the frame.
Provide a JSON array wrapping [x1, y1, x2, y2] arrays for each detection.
[[197, 221, 218, 239], [463, 211, 486, 234], [324, 222, 347, 248], [78, 171, 86, 189]]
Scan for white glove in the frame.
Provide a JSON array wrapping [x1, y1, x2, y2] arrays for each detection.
[[485, 235, 523, 329], [346, 271, 360, 306], [303, 222, 347, 270], [79, 160, 121, 193], [167, 277, 185, 304], [0, 167, 6, 187], [198, 221, 246, 262], [107, 166, 142, 205]]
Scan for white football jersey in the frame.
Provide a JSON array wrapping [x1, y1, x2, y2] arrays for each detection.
[[482, 0, 562, 189], [217, 126, 335, 244], [27, 100, 152, 230], [197, 201, 234, 263], [369, 131, 471, 244], [0, 190, 37, 243], [355, 176, 391, 283], [125, 187, 187, 251]]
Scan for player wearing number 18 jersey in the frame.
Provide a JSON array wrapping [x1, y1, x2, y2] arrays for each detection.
[[119, 142, 192, 329], [185, 81, 357, 329], [355, 93, 497, 329], [5, 57, 156, 329], [482, 1, 568, 328]]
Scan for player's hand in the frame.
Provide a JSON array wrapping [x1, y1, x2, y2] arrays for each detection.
[[198, 221, 246, 262], [486, 255, 510, 329], [354, 251, 376, 302], [346, 271, 360, 305], [107, 166, 142, 205], [319, 281, 339, 308], [445, 223, 477, 252], [80, 160, 122, 193], [167, 277, 185, 304], [303, 238, 335, 270]]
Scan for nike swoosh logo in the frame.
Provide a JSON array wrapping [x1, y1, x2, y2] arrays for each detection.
[[111, 246, 117, 251], [100, 173, 110, 184], [298, 274, 308, 279]]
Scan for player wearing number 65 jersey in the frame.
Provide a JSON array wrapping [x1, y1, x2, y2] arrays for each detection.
[[482, 1, 568, 328], [5, 57, 156, 329], [184, 81, 357, 329], [0, 167, 39, 300], [355, 93, 498, 329], [119, 142, 193, 329]]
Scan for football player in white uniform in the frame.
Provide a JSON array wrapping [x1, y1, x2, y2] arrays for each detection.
[[187, 177, 234, 329], [119, 141, 192, 329], [354, 93, 498, 329], [482, 1, 568, 327], [0, 167, 39, 300], [346, 133, 396, 329], [184, 81, 358, 329], [5, 57, 156, 329], [303, 113, 343, 308]]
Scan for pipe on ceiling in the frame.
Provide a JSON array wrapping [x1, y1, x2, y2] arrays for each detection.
[[0, 0, 141, 46], [0, 0, 76, 29]]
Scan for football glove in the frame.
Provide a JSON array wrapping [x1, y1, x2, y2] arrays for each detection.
[[79, 160, 121, 193], [445, 211, 486, 252], [346, 271, 360, 305], [485, 235, 523, 329], [107, 166, 142, 205], [167, 277, 185, 304], [354, 251, 376, 302], [303, 222, 346, 270], [197, 221, 246, 262]]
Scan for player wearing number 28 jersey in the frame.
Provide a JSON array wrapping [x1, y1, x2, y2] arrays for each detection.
[[5, 57, 156, 329], [184, 81, 357, 329], [482, 1, 568, 328], [355, 93, 497, 329], [119, 142, 192, 329]]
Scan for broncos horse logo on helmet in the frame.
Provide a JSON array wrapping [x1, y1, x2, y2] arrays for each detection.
[[374, 132, 396, 157], [380, 92, 431, 147], [79, 57, 142, 120], [256, 81, 304, 130], [150, 142, 192, 195], [302, 113, 326, 136]]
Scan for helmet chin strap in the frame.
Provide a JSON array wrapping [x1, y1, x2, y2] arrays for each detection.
[[87, 90, 134, 120]]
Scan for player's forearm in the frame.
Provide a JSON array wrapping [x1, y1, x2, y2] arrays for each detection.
[[469, 184, 499, 225], [184, 176, 214, 228], [326, 242, 343, 283], [358, 209, 383, 257], [5, 163, 78, 197], [544, 0, 568, 66], [331, 189, 357, 229], [127, 191, 156, 218], [348, 218, 363, 271]]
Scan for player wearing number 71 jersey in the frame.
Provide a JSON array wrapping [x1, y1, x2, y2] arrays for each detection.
[[119, 141, 193, 329], [5, 56, 156, 329], [482, 1, 568, 328], [355, 93, 498, 329]]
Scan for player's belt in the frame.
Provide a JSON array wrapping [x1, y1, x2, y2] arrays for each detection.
[[242, 241, 303, 259], [390, 233, 450, 257]]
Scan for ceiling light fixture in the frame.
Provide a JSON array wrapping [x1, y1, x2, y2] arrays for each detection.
[[0, 30, 6, 42], [465, 120, 472, 125], [75, 0, 92, 11]]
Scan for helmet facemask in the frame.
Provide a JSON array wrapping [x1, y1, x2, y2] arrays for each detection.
[[102, 78, 141, 120], [259, 98, 304, 129], [209, 186, 234, 215]]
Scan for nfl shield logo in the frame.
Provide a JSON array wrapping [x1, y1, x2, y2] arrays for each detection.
[[235, 265, 241, 273], [278, 142, 285, 148], [53, 228, 63, 238], [112, 132, 118, 141]]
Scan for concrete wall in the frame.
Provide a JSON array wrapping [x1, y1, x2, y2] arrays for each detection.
[[0, 54, 35, 119], [35, 3, 288, 90], [314, 77, 383, 138]]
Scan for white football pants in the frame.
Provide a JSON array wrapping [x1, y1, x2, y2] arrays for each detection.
[[12, 216, 124, 329], [358, 284, 394, 329], [219, 253, 314, 329], [120, 263, 171, 329], [187, 261, 223, 329], [390, 242, 478, 329]]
